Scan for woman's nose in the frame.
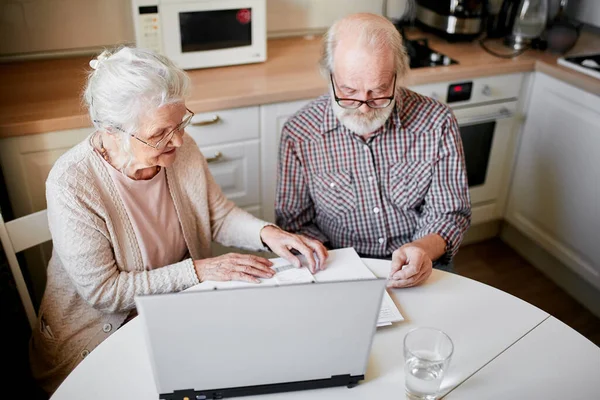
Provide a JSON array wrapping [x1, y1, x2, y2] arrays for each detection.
[[169, 129, 184, 147]]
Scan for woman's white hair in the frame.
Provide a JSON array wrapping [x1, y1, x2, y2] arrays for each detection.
[[319, 13, 409, 82], [83, 46, 190, 145]]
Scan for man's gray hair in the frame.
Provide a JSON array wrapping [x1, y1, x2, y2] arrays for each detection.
[[84, 46, 190, 138], [319, 14, 409, 81]]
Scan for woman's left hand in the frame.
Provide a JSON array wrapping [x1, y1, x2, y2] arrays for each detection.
[[260, 225, 328, 273]]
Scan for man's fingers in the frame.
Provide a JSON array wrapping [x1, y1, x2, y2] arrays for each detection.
[[393, 263, 420, 280], [389, 250, 408, 276], [388, 263, 432, 288], [272, 245, 302, 269], [302, 238, 328, 270], [289, 239, 317, 273]]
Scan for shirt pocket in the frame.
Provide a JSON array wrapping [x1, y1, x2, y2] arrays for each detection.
[[312, 170, 357, 220], [388, 161, 433, 210]]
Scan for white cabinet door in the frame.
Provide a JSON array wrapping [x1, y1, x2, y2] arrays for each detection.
[[198, 140, 260, 208], [260, 99, 312, 223], [0, 128, 92, 217], [0, 127, 92, 306], [506, 72, 600, 289]]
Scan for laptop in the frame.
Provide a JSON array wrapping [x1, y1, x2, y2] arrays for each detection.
[[135, 278, 387, 400]]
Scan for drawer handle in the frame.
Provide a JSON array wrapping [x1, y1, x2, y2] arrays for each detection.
[[192, 115, 220, 126], [206, 151, 223, 163]]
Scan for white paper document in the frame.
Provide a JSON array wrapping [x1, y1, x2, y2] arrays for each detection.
[[192, 247, 404, 327]]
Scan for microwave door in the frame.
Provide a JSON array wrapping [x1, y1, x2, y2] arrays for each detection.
[[179, 9, 252, 53], [161, 0, 267, 70]]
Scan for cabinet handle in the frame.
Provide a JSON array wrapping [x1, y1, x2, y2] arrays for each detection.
[[206, 151, 223, 163], [192, 115, 220, 126], [459, 107, 514, 126]]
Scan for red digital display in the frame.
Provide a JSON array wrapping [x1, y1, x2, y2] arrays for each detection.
[[454, 86, 463, 92]]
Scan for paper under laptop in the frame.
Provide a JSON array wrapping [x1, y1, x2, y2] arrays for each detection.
[[193, 247, 404, 327]]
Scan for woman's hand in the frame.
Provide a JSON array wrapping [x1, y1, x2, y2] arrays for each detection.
[[193, 253, 275, 284], [260, 225, 328, 273]]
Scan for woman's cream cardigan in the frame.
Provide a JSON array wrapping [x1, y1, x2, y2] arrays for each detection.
[[30, 134, 271, 393]]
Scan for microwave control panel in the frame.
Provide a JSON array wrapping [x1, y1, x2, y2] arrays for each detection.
[[135, 5, 163, 54]]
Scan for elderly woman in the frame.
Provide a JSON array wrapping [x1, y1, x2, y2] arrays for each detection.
[[29, 47, 328, 394]]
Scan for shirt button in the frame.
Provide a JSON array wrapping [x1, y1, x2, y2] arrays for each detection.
[[81, 349, 90, 359], [378, 237, 385, 244], [373, 207, 380, 214], [368, 176, 374, 182], [103, 323, 112, 333], [330, 182, 336, 188]]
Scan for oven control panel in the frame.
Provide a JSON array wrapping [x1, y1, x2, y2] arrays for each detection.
[[409, 73, 524, 107], [447, 82, 473, 103]]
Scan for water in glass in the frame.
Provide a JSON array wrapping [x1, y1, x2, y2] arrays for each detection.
[[405, 350, 445, 399]]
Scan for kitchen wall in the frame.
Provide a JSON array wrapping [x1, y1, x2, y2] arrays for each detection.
[[567, 0, 600, 28], [0, 0, 410, 59], [0, 0, 134, 57]]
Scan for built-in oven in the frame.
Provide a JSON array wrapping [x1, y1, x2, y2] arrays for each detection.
[[454, 99, 517, 204], [410, 73, 524, 225], [131, 0, 267, 70]]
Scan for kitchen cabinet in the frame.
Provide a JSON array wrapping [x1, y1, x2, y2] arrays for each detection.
[[0, 127, 91, 306], [187, 105, 261, 211], [505, 72, 600, 290], [260, 99, 311, 223]]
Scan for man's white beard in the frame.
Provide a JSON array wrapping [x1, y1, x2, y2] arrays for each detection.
[[331, 91, 395, 136]]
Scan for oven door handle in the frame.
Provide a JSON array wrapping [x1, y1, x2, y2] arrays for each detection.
[[458, 107, 514, 126]]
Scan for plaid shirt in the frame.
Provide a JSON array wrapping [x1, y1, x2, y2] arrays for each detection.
[[275, 89, 471, 262]]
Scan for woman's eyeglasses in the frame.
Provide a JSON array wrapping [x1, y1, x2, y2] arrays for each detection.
[[131, 107, 195, 149], [330, 74, 397, 109]]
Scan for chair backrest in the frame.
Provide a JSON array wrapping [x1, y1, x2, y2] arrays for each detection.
[[0, 209, 51, 330]]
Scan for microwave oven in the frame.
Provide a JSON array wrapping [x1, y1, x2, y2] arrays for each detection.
[[131, 0, 267, 70]]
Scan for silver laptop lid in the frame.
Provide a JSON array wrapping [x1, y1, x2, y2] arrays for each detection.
[[135, 278, 386, 395]]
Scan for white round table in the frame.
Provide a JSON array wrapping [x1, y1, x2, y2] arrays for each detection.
[[50, 259, 600, 400]]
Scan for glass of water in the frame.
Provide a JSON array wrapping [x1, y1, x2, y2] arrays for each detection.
[[403, 327, 454, 400]]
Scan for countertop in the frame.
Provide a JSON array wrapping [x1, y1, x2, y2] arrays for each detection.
[[1, 28, 599, 139]]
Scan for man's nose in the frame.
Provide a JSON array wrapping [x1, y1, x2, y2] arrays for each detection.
[[358, 102, 371, 114]]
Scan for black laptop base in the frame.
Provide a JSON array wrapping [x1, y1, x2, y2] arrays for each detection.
[[160, 374, 364, 400]]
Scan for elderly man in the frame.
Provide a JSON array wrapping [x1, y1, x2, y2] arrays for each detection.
[[275, 13, 471, 288]]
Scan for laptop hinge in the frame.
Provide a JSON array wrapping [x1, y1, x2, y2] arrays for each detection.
[[160, 374, 364, 399]]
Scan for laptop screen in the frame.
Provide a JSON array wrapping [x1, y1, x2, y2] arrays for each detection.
[[135, 278, 386, 398]]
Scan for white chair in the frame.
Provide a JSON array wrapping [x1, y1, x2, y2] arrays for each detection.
[[0, 209, 51, 330]]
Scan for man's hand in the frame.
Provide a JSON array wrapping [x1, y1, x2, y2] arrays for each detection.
[[260, 225, 328, 273], [388, 245, 433, 288]]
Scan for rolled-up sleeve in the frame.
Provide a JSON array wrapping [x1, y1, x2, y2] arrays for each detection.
[[275, 127, 330, 244], [412, 111, 471, 262]]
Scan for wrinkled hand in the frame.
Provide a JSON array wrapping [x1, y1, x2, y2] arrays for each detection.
[[387, 244, 433, 288], [260, 225, 328, 273], [194, 253, 275, 284]]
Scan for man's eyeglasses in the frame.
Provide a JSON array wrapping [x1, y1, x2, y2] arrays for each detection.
[[131, 107, 195, 149], [330, 74, 397, 109], [95, 107, 195, 150]]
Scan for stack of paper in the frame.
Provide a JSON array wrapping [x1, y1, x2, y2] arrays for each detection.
[[192, 247, 404, 327]]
